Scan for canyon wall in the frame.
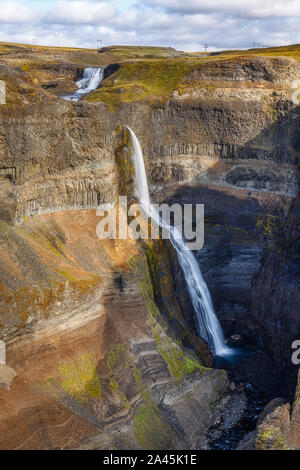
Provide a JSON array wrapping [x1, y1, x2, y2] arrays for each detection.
[[0, 55, 300, 448]]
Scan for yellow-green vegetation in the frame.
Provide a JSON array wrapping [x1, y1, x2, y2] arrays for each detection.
[[0, 43, 24, 55], [38, 352, 101, 403], [86, 59, 201, 109], [106, 343, 125, 373], [175, 79, 217, 97], [17, 221, 103, 300], [261, 95, 278, 122], [85, 43, 300, 107], [158, 341, 205, 383], [121, 393, 131, 410], [2, 41, 300, 108], [133, 368, 142, 387], [256, 213, 282, 236], [19, 226, 67, 260], [133, 390, 177, 449], [109, 378, 119, 391], [256, 425, 288, 450], [66, 275, 103, 301]]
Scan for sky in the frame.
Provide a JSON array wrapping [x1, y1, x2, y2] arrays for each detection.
[[0, 0, 299, 51]]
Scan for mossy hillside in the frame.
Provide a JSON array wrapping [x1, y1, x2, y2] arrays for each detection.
[[37, 342, 137, 416], [86, 59, 202, 109], [0, 76, 38, 107], [158, 340, 205, 383], [86, 45, 300, 108], [102, 343, 143, 411], [2, 41, 300, 107], [0, 44, 187, 103], [37, 352, 102, 403]]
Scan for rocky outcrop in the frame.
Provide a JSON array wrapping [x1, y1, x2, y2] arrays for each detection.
[[187, 56, 300, 84], [256, 371, 300, 449]]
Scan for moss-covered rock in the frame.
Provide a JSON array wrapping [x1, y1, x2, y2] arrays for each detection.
[[132, 390, 177, 450]]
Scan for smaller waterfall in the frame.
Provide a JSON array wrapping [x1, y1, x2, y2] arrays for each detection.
[[62, 67, 105, 102], [126, 126, 231, 356]]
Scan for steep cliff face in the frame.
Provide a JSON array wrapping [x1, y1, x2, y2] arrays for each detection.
[[0, 51, 300, 449], [0, 209, 225, 450], [0, 89, 223, 448], [139, 57, 300, 371]]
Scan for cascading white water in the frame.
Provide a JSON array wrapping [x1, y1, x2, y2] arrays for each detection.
[[127, 126, 231, 356], [62, 67, 105, 102]]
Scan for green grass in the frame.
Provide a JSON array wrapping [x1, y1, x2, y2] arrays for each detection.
[[99, 45, 185, 60], [2, 41, 300, 106], [86, 58, 202, 109], [39, 352, 102, 403], [86, 43, 300, 108], [158, 343, 206, 383]]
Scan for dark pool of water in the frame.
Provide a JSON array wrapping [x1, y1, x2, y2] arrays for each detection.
[[209, 343, 269, 450], [215, 343, 254, 369]]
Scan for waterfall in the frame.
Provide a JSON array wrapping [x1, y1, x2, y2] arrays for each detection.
[[126, 126, 231, 356], [62, 67, 105, 102]]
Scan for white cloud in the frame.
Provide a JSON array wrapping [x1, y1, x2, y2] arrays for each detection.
[[144, 0, 300, 19], [0, 0, 299, 51], [46, 1, 116, 25], [0, 2, 37, 23]]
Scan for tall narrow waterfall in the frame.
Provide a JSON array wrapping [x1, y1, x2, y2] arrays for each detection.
[[127, 126, 230, 356], [62, 67, 105, 102]]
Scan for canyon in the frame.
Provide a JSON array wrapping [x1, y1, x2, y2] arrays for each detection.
[[0, 43, 299, 450]]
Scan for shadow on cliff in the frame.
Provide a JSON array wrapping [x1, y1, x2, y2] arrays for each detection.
[[162, 102, 300, 400]]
